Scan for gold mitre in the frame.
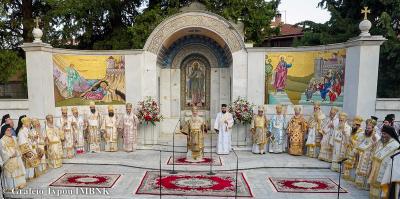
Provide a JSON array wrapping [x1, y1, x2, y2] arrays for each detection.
[[339, 112, 348, 119], [294, 105, 302, 112], [191, 105, 199, 111], [31, 118, 40, 126], [89, 101, 95, 107], [21, 117, 31, 125], [258, 105, 265, 112], [71, 107, 78, 113], [126, 103, 133, 108], [313, 101, 321, 108], [366, 118, 377, 127], [45, 114, 53, 120], [331, 106, 339, 113], [353, 115, 363, 125], [61, 106, 67, 113], [108, 105, 114, 112]]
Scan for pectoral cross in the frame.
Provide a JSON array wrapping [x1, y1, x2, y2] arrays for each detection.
[[361, 6, 371, 20], [34, 17, 41, 29]]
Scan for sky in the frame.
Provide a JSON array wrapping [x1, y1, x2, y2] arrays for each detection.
[[278, 0, 331, 24]]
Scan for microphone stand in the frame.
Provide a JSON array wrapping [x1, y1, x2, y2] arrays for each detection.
[[0, 166, 5, 199], [232, 148, 239, 199], [389, 150, 400, 199], [207, 129, 215, 175], [159, 150, 162, 199], [236, 124, 239, 148], [337, 158, 347, 199], [170, 119, 180, 174]]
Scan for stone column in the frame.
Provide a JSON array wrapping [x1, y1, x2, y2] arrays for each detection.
[[247, 50, 265, 105], [21, 43, 54, 119], [231, 49, 248, 101], [343, 36, 386, 118]]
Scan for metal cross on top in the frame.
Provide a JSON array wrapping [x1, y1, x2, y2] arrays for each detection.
[[361, 6, 371, 20], [34, 16, 41, 29]]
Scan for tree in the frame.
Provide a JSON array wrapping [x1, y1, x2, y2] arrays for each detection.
[[129, 0, 280, 48], [203, 0, 280, 45], [0, 50, 25, 96], [295, 0, 400, 98]]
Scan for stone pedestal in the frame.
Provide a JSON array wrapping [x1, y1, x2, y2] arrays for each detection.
[[232, 124, 251, 148], [138, 123, 160, 145]]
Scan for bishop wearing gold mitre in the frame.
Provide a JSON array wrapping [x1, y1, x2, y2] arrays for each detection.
[[181, 106, 207, 161], [330, 112, 351, 172], [102, 105, 119, 152], [287, 106, 308, 156], [354, 118, 379, 189], [44, 114, 64, 169], [306, 101, 326, 158], [318, 106, 339, 162], [17, 117, 40, 180], [343, 115, 364, 181], [57, 107, 74, 159], [86, 101, 102, 153], [251, 105, 269, 154]]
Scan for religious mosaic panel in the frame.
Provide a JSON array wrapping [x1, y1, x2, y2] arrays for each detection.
[[181, 57, 211, 110], [53, 54, 126, 107], [265, 49, 346, 106]]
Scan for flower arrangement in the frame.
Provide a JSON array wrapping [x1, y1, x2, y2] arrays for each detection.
[[228, 97, 255, 125], [137, 96, 163, 125]]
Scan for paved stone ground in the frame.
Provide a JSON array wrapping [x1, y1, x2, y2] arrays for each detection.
[[4, 150, 369, 199]]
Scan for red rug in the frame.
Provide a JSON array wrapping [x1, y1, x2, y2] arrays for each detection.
[[167, 155, 222, 166], [135, 171, 253, 197], [49, 173, 121, 188], [269, 177, 347, 193]]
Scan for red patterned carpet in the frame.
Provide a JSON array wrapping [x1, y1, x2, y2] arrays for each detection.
[[167, 155, 222, 166], [269, 177, 347, 193], [136, 171, 253, 197], [49, 173, 121, 188]]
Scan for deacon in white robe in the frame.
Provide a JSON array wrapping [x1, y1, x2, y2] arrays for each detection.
[[214, 104, 234, 155]]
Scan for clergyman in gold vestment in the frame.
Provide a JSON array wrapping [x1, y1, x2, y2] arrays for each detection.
[[181, 106, 207, 161], [287, 106, 308, 156], [250, 106, 268, 154]]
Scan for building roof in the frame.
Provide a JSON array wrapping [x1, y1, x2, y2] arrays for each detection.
[[270, 21, 303, 38]]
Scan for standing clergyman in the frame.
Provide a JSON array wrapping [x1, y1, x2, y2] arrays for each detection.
[[86, 101, 101, 153], [181, 106, 207, 161], [71, 107, 86, 154], [57, 107, 74, 159], [102, 105, 119, 152], [119, 103, 139, 152], [269, 104, 288, 153], [250, 105, 268, 154], [214, 104, 234, 155]]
